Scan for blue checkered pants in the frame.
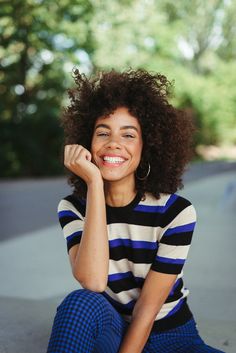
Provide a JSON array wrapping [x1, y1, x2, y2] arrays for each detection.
[[47, 289, 225, 353]]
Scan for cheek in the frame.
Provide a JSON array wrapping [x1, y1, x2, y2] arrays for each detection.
[[132, 143, 143, 163], [137, 141, 143, 157], [91, 139, 103, 163], [90, 142, 97, 162], [90, 137, 98, 154]]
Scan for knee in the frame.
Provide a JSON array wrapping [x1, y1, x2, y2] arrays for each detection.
[[57, 289, 108, 317]]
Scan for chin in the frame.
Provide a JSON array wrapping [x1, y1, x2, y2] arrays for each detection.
[[102, 175, 122, 182], [99, 170, 121, 180], [101, 171, 135, 184]]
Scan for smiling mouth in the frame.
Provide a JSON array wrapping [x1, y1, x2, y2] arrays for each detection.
[[101, 155, 127, 166], [104, 156, 125, 162]]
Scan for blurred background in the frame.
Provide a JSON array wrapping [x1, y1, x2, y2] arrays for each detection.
[[1, 0, 236, 177], [0, 1, 236, 352]]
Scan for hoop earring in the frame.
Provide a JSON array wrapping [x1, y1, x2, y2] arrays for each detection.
[[136, 162, 150, 181]]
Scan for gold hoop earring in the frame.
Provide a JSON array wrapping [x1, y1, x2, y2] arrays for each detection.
[[136, 162, 150, 180]]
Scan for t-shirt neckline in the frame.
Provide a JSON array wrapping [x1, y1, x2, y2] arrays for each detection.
[[106, 192, 142, 212]]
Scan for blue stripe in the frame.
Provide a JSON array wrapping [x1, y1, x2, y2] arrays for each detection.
[[165, 298, 185, 318], [135, 277, 145, 284], [169, 278, 182, 296], [102, 292, 136, 310], [109, 272, 133, 281], [108, 272, 144, 282], [66, 231, 82, 243], [156, 256, 185, 265], [164, 222, 196, 236], [134, 194, 178, 214], [109, 238, 158, 250], [58, 210, 80, 219]]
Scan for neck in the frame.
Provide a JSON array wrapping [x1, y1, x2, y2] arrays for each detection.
[[104, 179, 136, 207]]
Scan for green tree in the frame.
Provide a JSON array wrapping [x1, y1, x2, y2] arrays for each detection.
[[0, 0, 94, 176], [89, 0, 236, 145], [1, 0, 236, 177]]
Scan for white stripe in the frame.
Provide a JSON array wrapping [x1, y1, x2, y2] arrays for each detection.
[[140, 193, 172, 206], [159, 204, 196, 240], [172, 204, 197, 224], [58, 199, 84, 219], [108, 223, 162, 242], [116, 286, 190, 322], [63, 220, 84, 239], [157, 244, 190, 260], [105, 286, 140, 305], [155, 293, 189, 320], [109, 258, 152, 279]]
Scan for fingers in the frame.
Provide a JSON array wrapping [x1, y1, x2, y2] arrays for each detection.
[[64, 144, 91, 170], [69, 145, 82, 164], [64, 144, 101, 184], [64, 144, 78, 168]]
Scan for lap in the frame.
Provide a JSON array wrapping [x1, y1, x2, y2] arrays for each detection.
[[57, 290, 225, 353], [145, 319, 225, 353]]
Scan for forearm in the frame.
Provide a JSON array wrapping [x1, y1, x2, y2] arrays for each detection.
[[118, 271, 176, 353], [118, 311, 155, 353], [73, 180, 109, 291]]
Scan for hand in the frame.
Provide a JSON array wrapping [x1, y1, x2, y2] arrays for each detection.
[[64, 144, 102, 185]]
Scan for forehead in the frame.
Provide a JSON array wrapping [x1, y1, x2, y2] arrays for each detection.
[[95, 107, 141, 130]]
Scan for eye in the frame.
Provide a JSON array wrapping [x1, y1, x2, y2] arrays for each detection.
[[97, 132, 109, 137], [123, 134, 135, 138]]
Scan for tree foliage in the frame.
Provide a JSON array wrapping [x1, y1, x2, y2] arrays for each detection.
[[1, 0, 235, 177]]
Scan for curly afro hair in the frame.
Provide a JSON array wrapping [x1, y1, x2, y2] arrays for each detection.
[[62, 68, 195, 199]]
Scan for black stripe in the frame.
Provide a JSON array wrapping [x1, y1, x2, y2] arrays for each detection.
[[109, 276, 184, 301], [165, 278, 184, 303], [106, 197, 191, 228], [160, 231, 193, 245], [63, 194, 191, 230], [161, 197, 192, 227], [108, 277, 144, 293], [107, 208, 163, 227], [67, 238, 81, 253], [151, 299, 193, 333], [59, 216, 79, 229], [112, 298, 193, 332], [64, 195, 86, 217], [110, 247, 156, 264], [151, 261, 183, 275]]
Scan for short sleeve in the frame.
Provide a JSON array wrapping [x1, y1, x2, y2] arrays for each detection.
[[57, 197, 85, 253], [151, 200, 197, 275]]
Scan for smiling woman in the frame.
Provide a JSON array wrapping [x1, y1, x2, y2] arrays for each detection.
[[61, 69, 195, 201], [47, 69, 225, 353], [91, 107, 143, 198]]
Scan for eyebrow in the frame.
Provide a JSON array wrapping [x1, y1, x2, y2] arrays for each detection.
[[95, 124, 139, 132]]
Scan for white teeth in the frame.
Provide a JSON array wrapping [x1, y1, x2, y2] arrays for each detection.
[[103, 156, 125, 163]]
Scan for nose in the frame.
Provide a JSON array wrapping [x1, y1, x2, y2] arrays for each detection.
[[105, 136, 122, 149]]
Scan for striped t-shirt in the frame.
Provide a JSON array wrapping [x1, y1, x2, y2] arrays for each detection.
[[58, 192, 197, 332]]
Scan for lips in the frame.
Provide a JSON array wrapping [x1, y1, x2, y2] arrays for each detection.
[[101, 154, 127, 166]]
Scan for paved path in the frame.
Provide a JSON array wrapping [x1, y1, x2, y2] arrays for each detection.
[[0, 162, 236, 353]]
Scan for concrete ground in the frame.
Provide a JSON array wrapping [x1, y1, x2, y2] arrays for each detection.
[[0, 161, 236, 353]]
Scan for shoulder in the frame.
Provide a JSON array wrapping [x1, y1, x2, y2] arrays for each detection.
[[141, 192, 196, 220], [58, 194, 86, 218]]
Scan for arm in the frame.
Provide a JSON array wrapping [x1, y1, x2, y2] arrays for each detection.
[[65, 144, 109, 292], [118, 270, 177, 353], [119, 198, 197, 352]]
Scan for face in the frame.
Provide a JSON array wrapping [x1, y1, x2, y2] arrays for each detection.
[[91, 107, 143, 186]]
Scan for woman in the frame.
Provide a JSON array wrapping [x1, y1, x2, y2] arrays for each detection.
[[47, 69, 224, 353]]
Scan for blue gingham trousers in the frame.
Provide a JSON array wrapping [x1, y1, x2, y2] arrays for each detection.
[[47, 289, 225, 353]]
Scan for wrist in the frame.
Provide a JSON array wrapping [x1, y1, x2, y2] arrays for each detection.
[[87, 176, 104, 188]]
